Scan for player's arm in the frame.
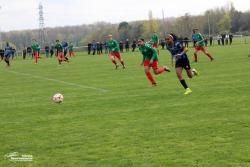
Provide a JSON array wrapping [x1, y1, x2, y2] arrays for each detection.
[[141, 52, 146, 66], [180, 46, 188, 55]]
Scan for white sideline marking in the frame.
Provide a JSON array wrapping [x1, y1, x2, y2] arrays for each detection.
[[7, 70, 109, 93]]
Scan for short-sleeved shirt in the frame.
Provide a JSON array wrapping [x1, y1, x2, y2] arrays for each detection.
[[108, 39, 119, 53], [152, 35, 159, 44], [31, 42, 40, 52], [194, 33, 205, 47], [55, 43, 64, 52], [166, 41, 188, 61], [139, 43, 158, 61]]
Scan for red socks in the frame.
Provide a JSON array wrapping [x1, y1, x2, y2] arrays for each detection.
[[112, 60, 117, 65], [206, 53, 213, 60], [155, 68, 165, 75], [58, 59, 62, 65], [146, 72, 156, 85], [194, 53, 198, 62]]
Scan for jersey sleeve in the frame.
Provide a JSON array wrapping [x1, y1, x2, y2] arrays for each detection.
[[147, 45, 158, 60]]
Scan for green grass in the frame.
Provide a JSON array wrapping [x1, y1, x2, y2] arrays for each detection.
[[0, 44, 250, 167]]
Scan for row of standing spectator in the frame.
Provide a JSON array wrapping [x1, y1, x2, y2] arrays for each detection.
[[87, 39, 138, 55]]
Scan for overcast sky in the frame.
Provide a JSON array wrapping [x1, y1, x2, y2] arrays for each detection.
[[0, 0, 249, 32]]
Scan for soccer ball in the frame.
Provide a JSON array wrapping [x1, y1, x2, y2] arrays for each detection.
[[52, 93, 64, 103]]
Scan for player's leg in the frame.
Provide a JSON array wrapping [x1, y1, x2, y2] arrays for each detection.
[[110, 53, 118, 69], [58, 52, 63, 65], [115, 53, 125, 68], [201, 47, 214, 61], [62, 52, 69, 63], [144, 60, 156, 86], [34, 52, 39, 63], [4, 55, 10, 67], [176, 67, 192, 95], [152, 61, 170, 75], [194, 47, 199, 62]]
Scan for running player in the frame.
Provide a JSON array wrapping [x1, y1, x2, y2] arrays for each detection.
[[31, 38, 40, 64], [3, 42, 11, 67], [108, 34, 125, 69], [69, 43, 75, 57], [55, 40, 69, 65], [193, 29, 214, 62], [151, 31, 160, 55], [165, 34, 199, 95], [138, 38, 170, 86]]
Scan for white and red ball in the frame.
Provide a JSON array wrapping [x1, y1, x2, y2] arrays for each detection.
[[52, 93, 64, 103]]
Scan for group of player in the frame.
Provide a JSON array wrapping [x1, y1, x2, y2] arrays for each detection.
[[1, 28, 213, 95], [31, 38, 72, 65], [107, 29, 214, 95], [1, 38, 74, 67]]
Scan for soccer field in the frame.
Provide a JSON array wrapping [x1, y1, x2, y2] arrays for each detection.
[[1, 44, 250, 167]]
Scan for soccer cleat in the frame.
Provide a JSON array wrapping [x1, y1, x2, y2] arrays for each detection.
[[163, 66, 171, 72], [152, 83, 157, 87], [192, 68, 199, 76], [210, 57, 214, 61], [184, 88, 192, 95], [123, 65, 126, 69], [115, 65, 119, 69]]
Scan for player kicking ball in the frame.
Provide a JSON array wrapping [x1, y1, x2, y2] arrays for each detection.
[[165, 34, 199, 95], [138, 38, 170, 86], [108, 34, 125, 69]]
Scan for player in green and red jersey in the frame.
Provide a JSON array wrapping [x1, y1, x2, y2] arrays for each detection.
[[151, 31, 160, 55], [193, 29, 214, 62], [108, 34, 125, 69], [55, 39, 69, 65], [31, 38, 40, 64], [69, 43, 75, 57], [138, 38, 170, 86]]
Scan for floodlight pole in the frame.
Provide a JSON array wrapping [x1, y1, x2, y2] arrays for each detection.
[[208, 11, 211, 36]]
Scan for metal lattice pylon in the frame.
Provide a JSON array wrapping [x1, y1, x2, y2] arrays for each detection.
[[38, 2, 48, 47]]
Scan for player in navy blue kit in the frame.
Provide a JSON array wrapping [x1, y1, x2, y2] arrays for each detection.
[[3, 42, 12, 67], [165, 34, 199, 95]]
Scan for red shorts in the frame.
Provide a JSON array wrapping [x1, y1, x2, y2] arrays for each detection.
[[110, 52, 122, 60], [195, 46, 206, 52], [144, 60, 158, 71], [152, 44, 159, 48], [58, 51, 65, 59], [33, 52, 39, 58]]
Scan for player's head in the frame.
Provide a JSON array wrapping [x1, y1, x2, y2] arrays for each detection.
[[154, 31, 157, 35], [193, 28, 199, 34], [32, 38, 36, 42], [56, 39, 60, 43], [137, 38, 145, 46], [6, 42, 9, 47], [165, 33, 177, 45], [108, 34, 113, 40], [165, 34, 174, 45]]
